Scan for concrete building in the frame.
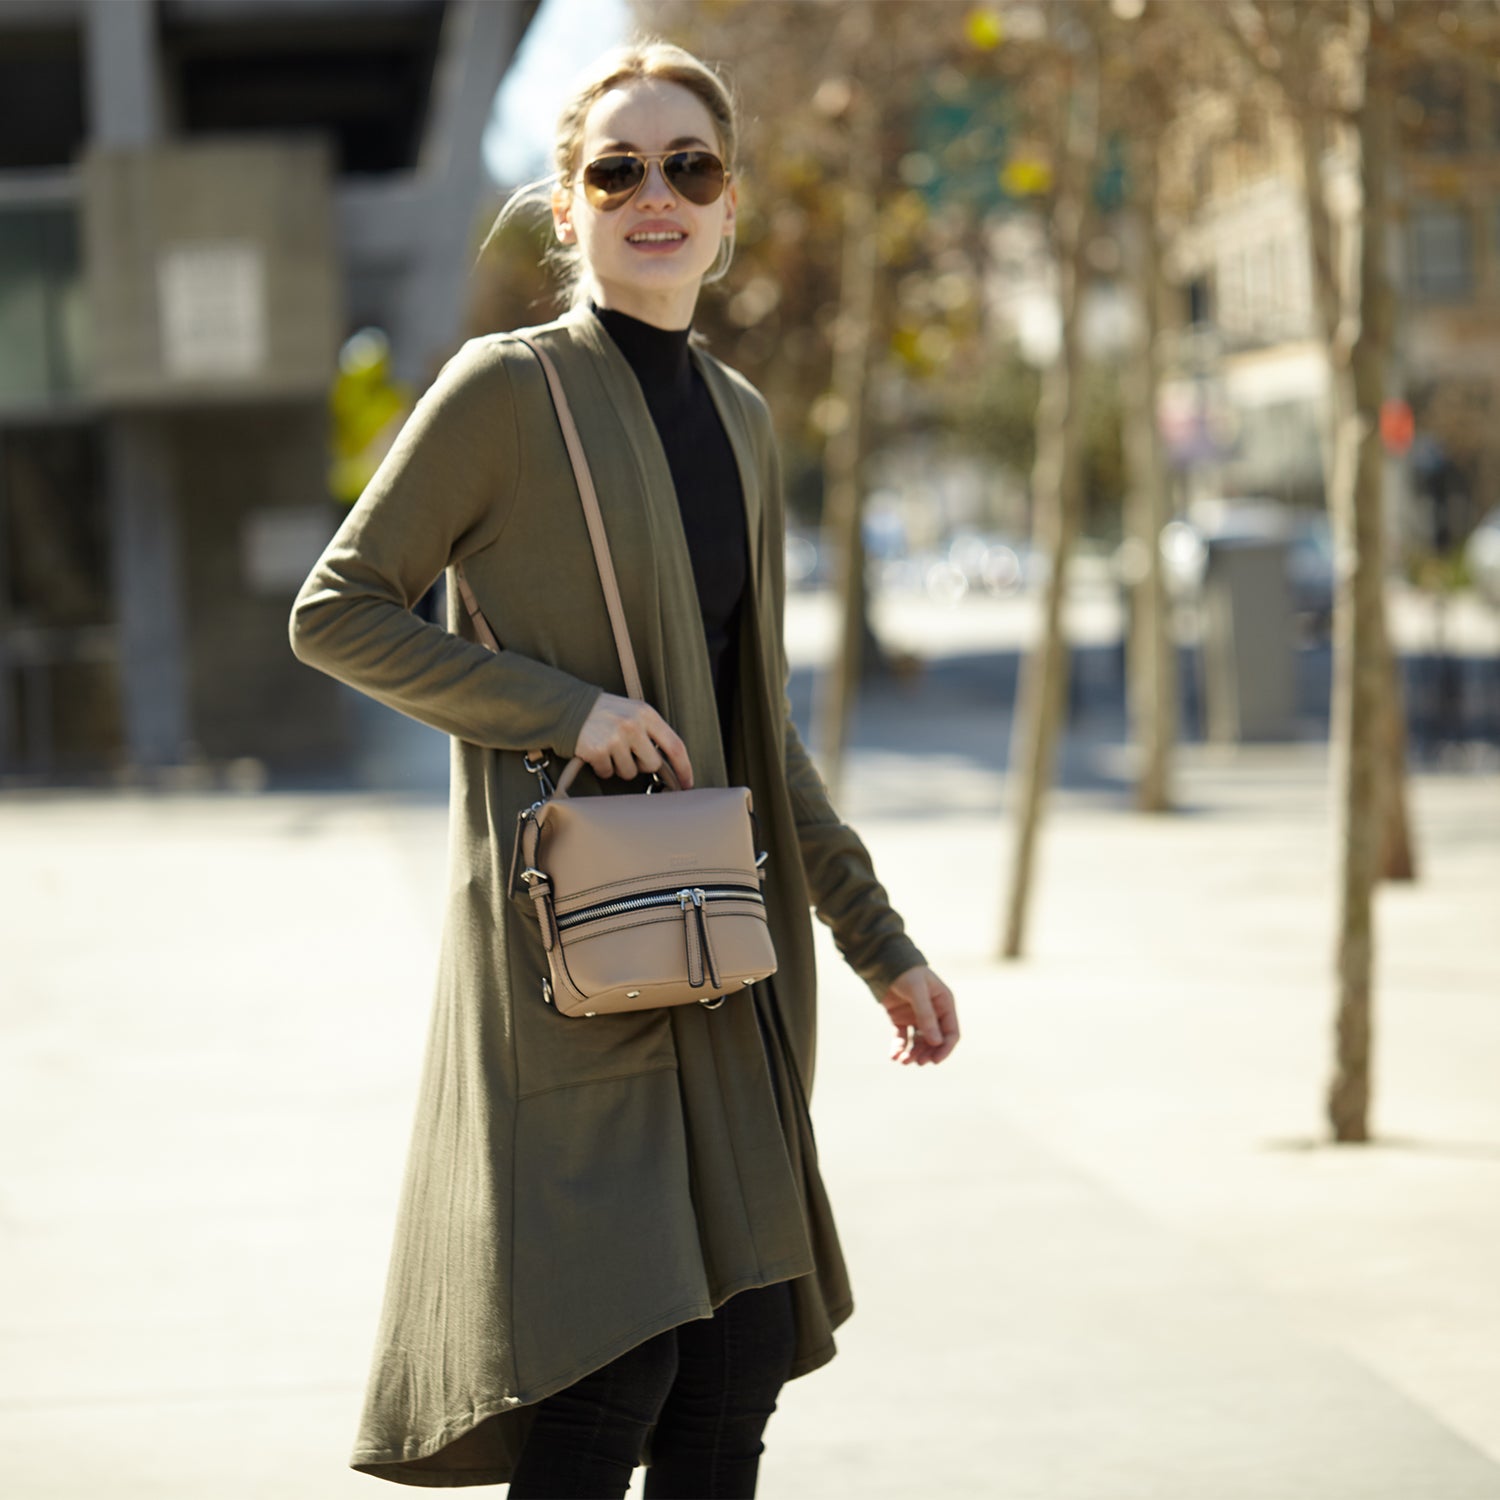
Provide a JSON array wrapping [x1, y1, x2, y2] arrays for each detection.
[[1163, 52, 1500, 543], [0, 0, 537, 784]]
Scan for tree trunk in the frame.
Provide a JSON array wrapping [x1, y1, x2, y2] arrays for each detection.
[[812, 19, 882, 802], [1299, 90, 1416, 885], [1375, 597, 1415, 879], [1000, 48, 1099, 960], [1327, 21, 1391, 1144], [1121, 143, 1176, 813]]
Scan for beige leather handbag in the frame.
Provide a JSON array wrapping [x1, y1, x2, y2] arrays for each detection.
[[454, 334, 777, 1018]]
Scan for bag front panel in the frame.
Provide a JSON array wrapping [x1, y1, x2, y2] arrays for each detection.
[[559, 900, 774, 994], [538, 787, 760, 897]]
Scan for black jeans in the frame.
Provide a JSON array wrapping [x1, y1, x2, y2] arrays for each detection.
[[507, 1279, 798, 1499]]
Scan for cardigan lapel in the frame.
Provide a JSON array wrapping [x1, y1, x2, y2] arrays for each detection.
[[549, 307, 769, 785], [560, 304, 765, 610]]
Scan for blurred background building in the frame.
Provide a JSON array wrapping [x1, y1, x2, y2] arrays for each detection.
[[1165, 53, 1500, 541], [0, 0, 537, 784]]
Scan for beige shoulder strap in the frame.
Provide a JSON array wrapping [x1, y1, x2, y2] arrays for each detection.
[[453, 332, 652, 793]]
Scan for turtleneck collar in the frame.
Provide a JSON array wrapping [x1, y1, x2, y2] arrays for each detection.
[[590, 299, 693, 401]]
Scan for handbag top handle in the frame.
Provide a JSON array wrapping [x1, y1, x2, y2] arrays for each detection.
[[453, 333, 675, 798]]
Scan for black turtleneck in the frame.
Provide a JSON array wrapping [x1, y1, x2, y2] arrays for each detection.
[[592, 300, 748, 752]]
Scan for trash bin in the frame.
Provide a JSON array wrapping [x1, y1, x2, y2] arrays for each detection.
[[1198, 536, 1297, 742]]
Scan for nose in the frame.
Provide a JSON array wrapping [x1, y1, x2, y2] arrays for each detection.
[[634, 157, 677, 209]]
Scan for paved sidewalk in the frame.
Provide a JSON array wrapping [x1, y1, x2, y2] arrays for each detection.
[[2, 745, 1498, 1498]]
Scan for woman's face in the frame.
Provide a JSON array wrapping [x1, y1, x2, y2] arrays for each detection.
[[553, 77, 737, 327]]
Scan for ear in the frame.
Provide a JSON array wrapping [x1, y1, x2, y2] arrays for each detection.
[[551, 182, 574, 243], [721, 176, 738, 238]]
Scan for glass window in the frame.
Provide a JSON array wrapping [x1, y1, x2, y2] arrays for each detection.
[[0, 205, 87, 406], [1408, 204, 1473, 301], [0, 25, 86, 170], [1401, 64, 1469, 154]]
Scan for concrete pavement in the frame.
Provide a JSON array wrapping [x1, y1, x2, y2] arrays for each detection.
[[3, 743, 1499, 1498]]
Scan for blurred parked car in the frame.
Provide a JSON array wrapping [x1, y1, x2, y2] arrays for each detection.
[[912, 530, 1033, 604], [784, 511, 911, 593]]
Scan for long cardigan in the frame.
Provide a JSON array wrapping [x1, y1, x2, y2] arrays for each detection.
[[289, 304, 926, 1487]]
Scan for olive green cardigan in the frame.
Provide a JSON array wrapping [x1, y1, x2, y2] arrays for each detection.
[[289, 304, 925, 1486]]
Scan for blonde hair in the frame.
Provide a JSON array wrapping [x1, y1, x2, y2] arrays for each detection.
[[477, 39, 739, 307]]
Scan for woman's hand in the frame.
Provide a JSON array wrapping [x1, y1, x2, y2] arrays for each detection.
[[574, 693, 695, 787], [880, 965, 960, 1066]]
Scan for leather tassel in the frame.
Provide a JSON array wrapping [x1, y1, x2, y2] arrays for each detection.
[[696, 901, 721, 991], [683, 897, 704, 988]]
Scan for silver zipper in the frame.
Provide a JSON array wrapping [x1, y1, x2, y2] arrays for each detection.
[[556, 883, 762, 933]]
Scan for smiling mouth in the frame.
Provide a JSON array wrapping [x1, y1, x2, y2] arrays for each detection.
[[626, 231, 687, 244]]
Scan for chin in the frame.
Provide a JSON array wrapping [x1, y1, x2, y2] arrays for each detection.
[[608, 262, 715, 293]]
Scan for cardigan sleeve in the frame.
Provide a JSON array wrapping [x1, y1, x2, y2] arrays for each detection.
[[759, 415, 928, 1002], [289, 337, 602, 756]]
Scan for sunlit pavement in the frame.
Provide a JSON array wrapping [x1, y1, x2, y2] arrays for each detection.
[[3, 732, 1500, 1495]]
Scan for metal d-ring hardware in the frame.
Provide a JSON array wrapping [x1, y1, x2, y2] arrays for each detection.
[[523, 752, 555, 798], [700, 995, 725, 1009]]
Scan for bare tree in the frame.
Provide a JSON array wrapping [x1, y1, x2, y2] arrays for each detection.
[[810, 8, 885, 796], [1000, 5, 1102, 958], [1100, 0, 1223, 813], [1284, 3, 1417, 883], [1206, 0, 1423, 1140], [1118, 142, 1177, 812], [1326, 2, 1394, 1141], [1180, 7, 1417, 896]]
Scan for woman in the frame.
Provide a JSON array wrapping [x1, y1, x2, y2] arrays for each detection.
[[290, 38, 959, 1497]]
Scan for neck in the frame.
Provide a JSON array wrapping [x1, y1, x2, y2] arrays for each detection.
[[590, 297, 693, 396], [589, 278, 700, 331]]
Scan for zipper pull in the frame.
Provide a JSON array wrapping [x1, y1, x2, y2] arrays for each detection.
[[680, 888, 704, 988], [691, 887, 721, 991]]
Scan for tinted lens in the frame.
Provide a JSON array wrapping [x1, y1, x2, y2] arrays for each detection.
[[582, 154, 646, 208], [663, 151, 726, 206]]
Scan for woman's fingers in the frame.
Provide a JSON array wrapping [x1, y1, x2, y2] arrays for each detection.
[[880, 966, 960, 1066], [925, 984, 960, 1063], [901, 984, 943, 1048], [573, 694, 693, 787], [628, 706, 691, 789], [652, 719, 694, 790]]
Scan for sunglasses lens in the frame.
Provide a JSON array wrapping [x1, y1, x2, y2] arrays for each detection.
[[582, 155, 645, 208], [663, 151, 726, 206], [580, 151, 728, 210]]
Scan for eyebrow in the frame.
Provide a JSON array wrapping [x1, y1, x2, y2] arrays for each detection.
[[596, 135, 712, 152]]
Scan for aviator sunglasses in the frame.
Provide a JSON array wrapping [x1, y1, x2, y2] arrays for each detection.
[[578, 149, 729, 211]]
